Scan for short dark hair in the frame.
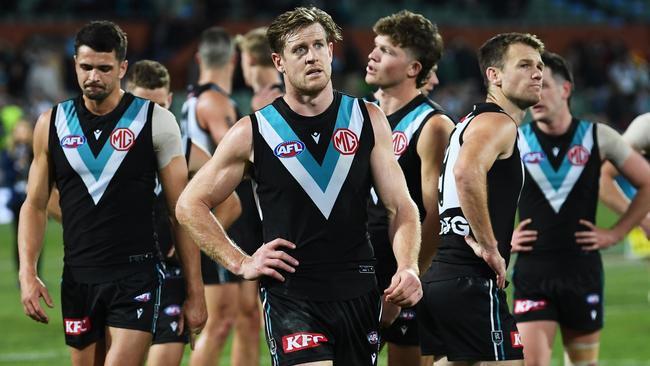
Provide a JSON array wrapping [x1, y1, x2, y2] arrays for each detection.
[[126, 60, 170, 91], [75, 20, 128, 61], [373, 10, 443, 88], [478, 32, 544, 88], [541, 51, 573, 84], [267, 7, 342, 54], [198, 27, 234, 68]]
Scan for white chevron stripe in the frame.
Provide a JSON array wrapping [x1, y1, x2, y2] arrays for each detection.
[[517, 125, 594, 213], [255, 100, 364, 219], [55, 102, 149, 205]]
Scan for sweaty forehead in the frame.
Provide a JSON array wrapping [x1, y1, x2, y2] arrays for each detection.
[[76, 45, 119, 63], [284, 23, 327, 46]]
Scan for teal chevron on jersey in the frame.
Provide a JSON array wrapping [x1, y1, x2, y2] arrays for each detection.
[[393, 103, 433, 135], [55, 97, 150, 204], [255, 95, 364, 218], [257, 95, 354, 191], [518, 120, 594, 213]]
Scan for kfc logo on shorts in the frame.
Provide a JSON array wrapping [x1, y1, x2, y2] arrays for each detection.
[[60, 135, 86, 148], [522, 151, 546, 164], [567, 145, 590, 166], [514, 299, 547, 314], [332, 128, 359, 155], [510, 331, 524, 348], [392, 131, 408, 156], [134, 292, 151, 302], [367, 331, 379, 345], [164, 305, 181, 316], [491, 330, 504, 345], [110, 128, 135, 151], [65, 317, 91, 335], [282, 332, 328, 353]]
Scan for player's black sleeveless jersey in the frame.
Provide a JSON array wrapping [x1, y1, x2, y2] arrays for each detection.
[[251, 91, 376, 300], [424, 103, 523, 281], [367, 94, 446, 232], [515, 119, 602, 273], [50, 93, 157, 282], [179, 82, 262, 255], [180, 83, 236, 156]]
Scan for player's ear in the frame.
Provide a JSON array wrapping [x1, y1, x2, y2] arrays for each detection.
[[272, 52, 284, 74], [407, 61, 422, 80], [486, 66, 502, 87]]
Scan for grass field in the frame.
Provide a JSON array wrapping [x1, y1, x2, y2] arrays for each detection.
[[1, 204, 649, 365]]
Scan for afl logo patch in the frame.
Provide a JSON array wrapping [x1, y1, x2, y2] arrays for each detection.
[[332, 128, 358, 155], [60, 135, 86, 148], [110, 128, 135, 151], [568, 145, 590, 166], [274, 140, 305, 158], [392, 131, 408, 156], [522, 151, 546, 164]]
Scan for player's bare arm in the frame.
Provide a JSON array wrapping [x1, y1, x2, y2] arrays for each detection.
[[367, 102, 422, 307], [454, 113, 517, 288], [155, 107, 208, 335], [196, 91, 237, 145], [176, 117, 298, 282], [416, 113, 454, 273], [18, 110, 55, 323], [578, 130, 650, 249]]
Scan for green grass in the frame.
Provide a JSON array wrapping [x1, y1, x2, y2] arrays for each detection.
[[1, 203, 649, 365]]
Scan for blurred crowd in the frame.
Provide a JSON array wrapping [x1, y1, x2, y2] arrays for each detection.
[[1, 1, 650, 223]]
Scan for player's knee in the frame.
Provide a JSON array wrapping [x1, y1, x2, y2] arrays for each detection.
[[563, 342, 599, 366]]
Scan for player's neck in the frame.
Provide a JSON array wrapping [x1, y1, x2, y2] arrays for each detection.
[[486, 91, 526, 125], [283, 82, 334, 117], [199, 68, 232, 94], [376, 83, 420, 116], [83, 89, 124, 116], [251, 67, 281, 93], [536, 108, 573, 136]]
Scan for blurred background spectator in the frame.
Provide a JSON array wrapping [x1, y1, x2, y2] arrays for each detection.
[[1, 0, 650, 214]]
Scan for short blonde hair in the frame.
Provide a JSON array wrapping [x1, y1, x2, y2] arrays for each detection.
[[236, 27, 274, 67], [267, 7, 342, 54]]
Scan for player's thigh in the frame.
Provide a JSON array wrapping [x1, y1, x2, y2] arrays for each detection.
[[68, 338, 106, 366], [516, 320, 557, 366], [104, 327, 152, 366], [205, 282, 239, 319], [147, 342, 185, 366]]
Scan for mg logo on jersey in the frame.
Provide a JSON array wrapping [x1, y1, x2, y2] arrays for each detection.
[[510, 331, 524, 348], [60, 135, 86, 148], [567, 145, 590, 166], [64, 317, 91, 335], [440, 216, 470, 236], [514, 299, 547, 314], [282, 332, 328, 353], [333, 128, 359, 155], [522, 151, 546, 164], [274, 140, 305, 158], [110, 128, 135, 151], [392, 131, 408, 156]]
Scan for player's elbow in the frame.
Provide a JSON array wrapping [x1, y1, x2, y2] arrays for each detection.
[[175, 191, 196, 228]]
